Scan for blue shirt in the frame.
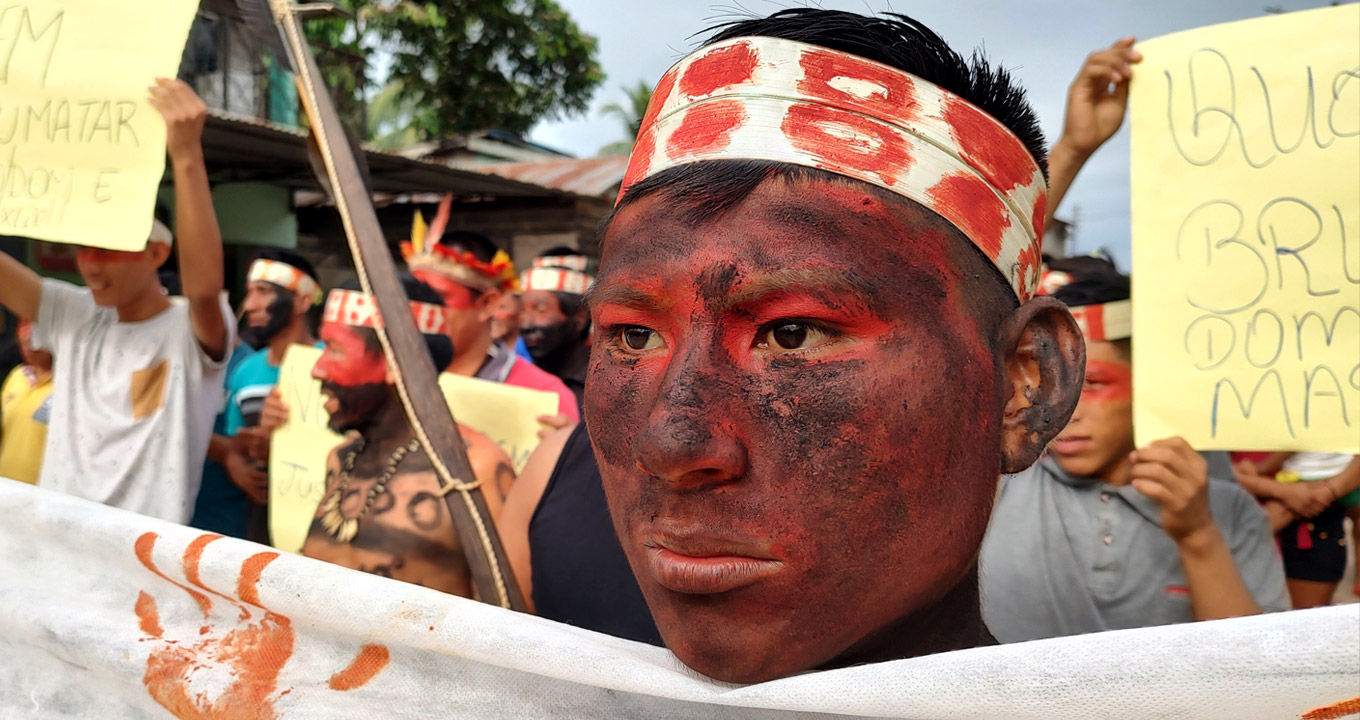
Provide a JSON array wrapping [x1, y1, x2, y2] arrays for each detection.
[[189, 344, 254, 538]]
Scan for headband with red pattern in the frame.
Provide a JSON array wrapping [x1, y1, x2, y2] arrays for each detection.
[[532, 255, 591, 272], [620, 36, 1047, 300], [322, 289, 448, 335], [521, 267, 594, 295], [1037, 267, 1132, 341]]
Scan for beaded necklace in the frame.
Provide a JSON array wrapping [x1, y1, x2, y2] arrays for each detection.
[[319, 438, 421, 543]]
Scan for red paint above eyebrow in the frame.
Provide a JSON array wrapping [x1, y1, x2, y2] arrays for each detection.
[[680, 41, 759, 98]]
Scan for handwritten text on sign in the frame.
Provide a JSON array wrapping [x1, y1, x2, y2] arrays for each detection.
[[0, 0, 198, 249], [268, 345, 556, 554], [1131, 4, 1359, 452]]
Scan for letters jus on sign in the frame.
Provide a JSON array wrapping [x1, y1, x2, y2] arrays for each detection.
[[1130, 5, 1360, 452]]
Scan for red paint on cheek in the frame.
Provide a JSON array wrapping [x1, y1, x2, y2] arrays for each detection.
[[781, 102, 913, 187], [1082, 360, 1132, 402], [926, 173, 1010, 260], [797, 48, 920, 123], [317, 324, 386, 387], [666, 99, 746, 158], [679, 41, 758, 98], [942, 96, 1035, 193]]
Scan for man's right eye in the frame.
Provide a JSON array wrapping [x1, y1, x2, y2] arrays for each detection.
[[618, 326, 663, 352]]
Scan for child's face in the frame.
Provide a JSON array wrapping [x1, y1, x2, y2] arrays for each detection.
[[1050, 339, 1135, 480]]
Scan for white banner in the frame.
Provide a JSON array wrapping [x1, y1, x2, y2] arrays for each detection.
[[0, 479, 1356, 720]]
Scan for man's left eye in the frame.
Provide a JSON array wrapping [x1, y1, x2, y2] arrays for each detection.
[[754, 321, 836, 351]]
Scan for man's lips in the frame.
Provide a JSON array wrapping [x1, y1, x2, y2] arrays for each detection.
[[643, 534, 783, 595], [1051, 436, 1090, 455]]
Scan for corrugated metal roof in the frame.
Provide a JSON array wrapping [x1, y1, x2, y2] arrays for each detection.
[[475, 156, 629, 198]]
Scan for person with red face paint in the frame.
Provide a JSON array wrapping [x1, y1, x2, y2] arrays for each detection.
[[520, 248, 594, 409], [301, 278, 514, 597], [980, 257, 1289, 643], [587, 10, 1089, 684], [0, 79, 232, 524], [405, 231, 579, 426]]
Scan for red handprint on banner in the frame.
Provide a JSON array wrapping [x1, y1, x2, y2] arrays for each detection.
[[134, 532, 389, 719]]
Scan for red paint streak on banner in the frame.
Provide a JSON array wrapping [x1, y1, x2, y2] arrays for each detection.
[[666, 99, 747, 159], [135, 591, 163, 638], [327, 644, 391, 691], [925, 173, 1010, 260], [781, 102, 913, 187], [238, 552, 280, 607], [135, 532, 213, 619], [797, 48, 920, 124], [941, 96, 1035, 193], [1301, 697, 1360, 720], [679, 41, 758, 98]]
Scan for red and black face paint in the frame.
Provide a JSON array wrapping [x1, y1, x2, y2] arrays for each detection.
[[587, 177, 1009, 684]]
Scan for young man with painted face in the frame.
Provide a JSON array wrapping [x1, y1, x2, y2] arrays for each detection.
[[216, 250, 322, 542], [587, 10, 1087, 684], [0, 79, 232, 523], [302, 278, 513, 596], [403, 230, 579, 422], [520, 249, 593, 408], [980, 257, 1289, 642]]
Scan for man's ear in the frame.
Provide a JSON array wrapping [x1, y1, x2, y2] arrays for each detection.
[[476, 289, 502, 322], [293, 289, 314, 316], [996, 296, 1085, 473], [148, 243, 172, 267]]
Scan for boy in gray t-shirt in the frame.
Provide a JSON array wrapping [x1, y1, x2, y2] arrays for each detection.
[[0, 79, 231, 524], [980, 257, 1288, 642]]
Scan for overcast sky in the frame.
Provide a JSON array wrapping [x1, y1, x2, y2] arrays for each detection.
[[528, 0, 1344, 268]]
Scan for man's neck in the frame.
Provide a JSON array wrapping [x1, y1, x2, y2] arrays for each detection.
[[539, 340, 589, 382], [823, 568, 994, 669], [446, 327, 493, 377], [267, 319, 315, 366], [115, 287, 172, 323], [353, 394, 416, 474]]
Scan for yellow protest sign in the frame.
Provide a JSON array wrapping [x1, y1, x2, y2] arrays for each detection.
[[0, 0, 198, 248], [268, 344, 558, 554], [1129, 5, 1360, 452]]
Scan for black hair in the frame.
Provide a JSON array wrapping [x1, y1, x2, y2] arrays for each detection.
[[1044, 254, 1130, 307], [252, 248, 320, 287], [339, 275, 454, 370], [434, 230, 498, 265], [606, 9, 1043, 320]]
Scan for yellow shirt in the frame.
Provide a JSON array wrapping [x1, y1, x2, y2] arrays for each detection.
[[0, 365, 53, 485]]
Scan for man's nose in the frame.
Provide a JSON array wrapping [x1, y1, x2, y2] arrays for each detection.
[[633, 344, 748, 490]]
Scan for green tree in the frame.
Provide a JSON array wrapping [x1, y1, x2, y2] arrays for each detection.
[[302, 1, 370, 138], [365, 0, 603, 139], [597, 79, 652, 156]]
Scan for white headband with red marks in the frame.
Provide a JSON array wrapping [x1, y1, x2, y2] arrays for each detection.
[[248, 259, 322, 305], [521, 267, 593, 295], [323, 289, 448, 335], [1069, 300, 1132, 342], [620, 36, 1047, 301], [532, 255, 590, 272]]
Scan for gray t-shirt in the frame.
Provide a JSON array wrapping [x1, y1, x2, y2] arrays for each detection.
[[980, 457, 1289, 644], [31, 279, 232, 524]]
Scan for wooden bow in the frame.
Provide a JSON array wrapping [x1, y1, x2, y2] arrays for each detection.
[[242, 0, 526, 611]]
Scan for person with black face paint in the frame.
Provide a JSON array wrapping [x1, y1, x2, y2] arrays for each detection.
[[211, 250, 321, 543], [519, 248, 593, 408]]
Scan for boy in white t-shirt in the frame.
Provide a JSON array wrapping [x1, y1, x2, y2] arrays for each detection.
[[0, 79, 232, 524]]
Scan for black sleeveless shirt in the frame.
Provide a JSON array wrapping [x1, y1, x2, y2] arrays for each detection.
[[528, 422, 663, 646]]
